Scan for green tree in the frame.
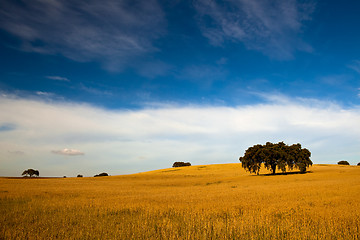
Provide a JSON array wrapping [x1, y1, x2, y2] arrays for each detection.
[[94, 172, 108, 177], [172, 162, 191, 167], [239, 142, 312, 175], [22, 169, 39, 177], [338, 160, 350, 165]]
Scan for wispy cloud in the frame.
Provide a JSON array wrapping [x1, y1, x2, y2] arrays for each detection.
[[137, 61, 173, 79], [8, 150, 24, 155], [0, 0, 165, 71], [319, 74, 350, 86], [178, 64, 228, 87], [348, 60, 360, 74], [46, 76, 70, 82], [79, 83, 113, 96], [52, 149, 84, 156], [1, 94, 359, 176], [194, 0, 315, 59], [36, 91, 54, 97]]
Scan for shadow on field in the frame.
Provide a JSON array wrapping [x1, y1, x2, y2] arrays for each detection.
[[254, 171, 313, 177]]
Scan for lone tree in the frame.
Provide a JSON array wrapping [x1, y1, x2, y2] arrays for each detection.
[[22, 169, 39, 177], [94, 172, 108, 177], [172, 162, 191, 168], [239, 142, 312, 175], [338, 160, 350, 165]]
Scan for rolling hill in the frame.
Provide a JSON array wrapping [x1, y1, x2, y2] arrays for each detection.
[[1, 164, 359, 239]]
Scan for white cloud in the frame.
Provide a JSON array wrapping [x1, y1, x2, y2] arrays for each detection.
[[52, 148, 84, 156], [46, 76, 70, 82], [36, 91, 54, 97], [194, 0, 315, 59], [0, 0, 165, 71], [0, 94, 359, 176]]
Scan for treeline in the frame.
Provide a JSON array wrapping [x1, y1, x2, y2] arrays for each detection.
[[20, 169, 109, 178], [19, 155, 360, 178]]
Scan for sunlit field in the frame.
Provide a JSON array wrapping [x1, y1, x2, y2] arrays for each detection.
[[1, 164, 359, 239]]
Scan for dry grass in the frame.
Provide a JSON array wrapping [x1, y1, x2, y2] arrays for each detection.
[[1, 164, 359, 239]]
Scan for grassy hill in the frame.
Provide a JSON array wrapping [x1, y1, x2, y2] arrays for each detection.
[[1, 164, 359, 239]]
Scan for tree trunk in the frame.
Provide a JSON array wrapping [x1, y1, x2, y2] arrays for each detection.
[[272, 165, 276, 174]]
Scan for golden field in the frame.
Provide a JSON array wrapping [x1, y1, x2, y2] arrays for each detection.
[[0, 164, 359, 239]]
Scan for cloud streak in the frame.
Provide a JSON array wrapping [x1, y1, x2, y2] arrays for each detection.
[[52, 148, 85, 156], [0, 94, 359, 176], [46, 76, 70, 82], [349, 60, 360, 74], [0, 0, 165, 71], [194, 0, 315, 59]]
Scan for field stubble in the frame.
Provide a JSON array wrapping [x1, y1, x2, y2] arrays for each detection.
[[0, 164, 359, 239]]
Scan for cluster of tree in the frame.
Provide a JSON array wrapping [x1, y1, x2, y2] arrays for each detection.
[[77, 174, 83, 177], [239, 142, 312, 175], [172, 162, 191, 168], [338, 160, 350, 165], [94, 172, 108, 177], [22, 169, 39, 177], [337, 161, 360, 166]]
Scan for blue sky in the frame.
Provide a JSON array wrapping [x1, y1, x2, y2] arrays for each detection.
[[0, 0, 360, 176]]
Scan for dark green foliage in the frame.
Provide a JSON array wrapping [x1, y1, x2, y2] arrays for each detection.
[[357, 162, 360, 166], [239, 142, 312, 175], [21, 169, 39, 177], [77, 174, 83, 177], [337, 160, 350, 165], [172, 162, 191, 167], [94, 172, 109, 177]]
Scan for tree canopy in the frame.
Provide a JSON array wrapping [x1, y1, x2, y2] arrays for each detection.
[[172, 162, 191, 167], [338, 160, 350, 165], [94, 172, 108, 177], [22, 169, 39, 177], [239, 142, 312, 175]]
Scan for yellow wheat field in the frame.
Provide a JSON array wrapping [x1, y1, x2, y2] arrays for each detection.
[[1, 164, 359, 239]]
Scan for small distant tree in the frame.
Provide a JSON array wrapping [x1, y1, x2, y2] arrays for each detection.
[[22, 169, 39, 177], [338, 160, 350, 165], [357, 162, 360, 166], [94, 172, 108, 177], [22, 170, 28, 177], [239, 142, 312, 175], [77, 174, 83, 177], [172, 162, 191, 168]]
